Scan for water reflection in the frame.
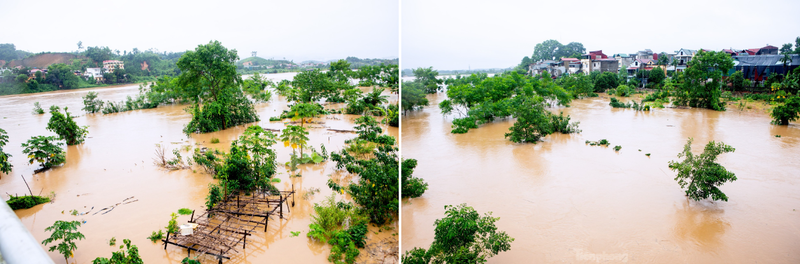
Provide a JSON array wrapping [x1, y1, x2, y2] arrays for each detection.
[[672, 200, 730, 251]]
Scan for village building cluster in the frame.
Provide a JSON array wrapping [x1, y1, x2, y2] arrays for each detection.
[[528, 45, 800, 82]]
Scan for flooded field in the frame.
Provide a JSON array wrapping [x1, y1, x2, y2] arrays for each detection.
[[401, 92, 800, 263], [0, 72, 398, 263]]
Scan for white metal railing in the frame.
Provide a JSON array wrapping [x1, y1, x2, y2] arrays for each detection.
[[0, 201, 54, 264]]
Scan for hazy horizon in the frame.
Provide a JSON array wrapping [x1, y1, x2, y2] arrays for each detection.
[[402, 0, 800, 71], [0, 0, 398, 63]]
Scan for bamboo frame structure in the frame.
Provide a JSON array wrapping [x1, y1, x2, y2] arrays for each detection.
[[163, 185, 296, 263]]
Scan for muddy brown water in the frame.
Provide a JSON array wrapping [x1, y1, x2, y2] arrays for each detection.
[[0, 72, 398, 264], [401, 93, 800, 263]]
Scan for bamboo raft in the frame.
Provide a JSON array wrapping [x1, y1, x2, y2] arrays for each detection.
[[163, 185, 295, 263]]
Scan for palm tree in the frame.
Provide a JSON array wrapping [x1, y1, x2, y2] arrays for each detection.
[[779, 53, 793, 75]]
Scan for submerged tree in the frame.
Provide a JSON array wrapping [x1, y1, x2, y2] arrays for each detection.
[[413, 67, 443, 93], [47, 106, 88, 145], [401, 158, 427, 198], [177, 40, 259, 134], [668, 138, 737, 201], [82, 92, 105, 113], [402, 204, 514, 264], [770, 96, 800, 125], [22, 136, 66, 169], [0, 128, 11, 175]]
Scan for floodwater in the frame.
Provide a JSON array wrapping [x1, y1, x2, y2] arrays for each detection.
[[0, 72, 398, 264], [401, 92, 800, 263]]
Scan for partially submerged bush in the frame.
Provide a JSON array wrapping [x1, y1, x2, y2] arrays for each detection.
[[21, 136, 66, 169], [7, 195, 50, 210]]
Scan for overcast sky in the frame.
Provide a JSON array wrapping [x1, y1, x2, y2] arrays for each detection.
[[0, 0, 398, 62], [402, 0, 800, 70]]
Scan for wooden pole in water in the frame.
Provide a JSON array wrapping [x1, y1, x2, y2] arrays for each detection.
[[164, 232, 170, 250], [292, 184, 295, 207], [280, 195, 283, 219], [20, 175, 33, 196], [190, 210, 195, 223]]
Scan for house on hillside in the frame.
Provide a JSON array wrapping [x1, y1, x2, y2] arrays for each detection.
[[103, 60, 124, 72], [84, 67, 105, 82], [733, 54, 800, 81]]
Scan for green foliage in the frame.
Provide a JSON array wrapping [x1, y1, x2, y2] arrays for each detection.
[[289, 103, 323, 126], [241, 72, 273, 102], [290, 68, 350, 103], [290, 231, 301, 237], [594, 72, 619, 92], [648, 67, 665, 87], [451, 117, 478, 134], [21, 135, 65, 169], [441, 71, 572, 135], [109, 237, 116, 246], [193, 148, 224, 175], [614, 84, 633, 97], [678, 50, 733, 111], [177, 208, 193, 215], [210, 137, 220, 144], [0, 128, 11, 175], [281, 125, 309, 162], [91, 238, 143, 264], [181, 257, 202, 264], [307, 195, 369, 264], [47, 106, 88, 145], [585, 139, 610, 146], [218, 126, 279, 190], [205, 183, 223, 210], [505, 96, 580, 143], [42, 220, 85, 263], [668, 138, 737, 201], [33, 102, 45, 114], [401, 158, 428, 198], [413, 67, 444, 93], [46, 63, 81, 89], [269, 116, 282, 122], [183, 88, 259, 134], [166, 213, 179, 234], [613, 145, 622, 151], [557, 73, 596, 98], [177, 41, 259, 134], [352, 115, 395, 145], [400, 82, 428, 111], [529, 40, 585, 62], [82, 92, 104, 113], [728, 71, 746, 91], [147, 230, 164, 243], [771, 96, 800, 125], [7, 195, 50, 210], [402, 204, 514, 264]]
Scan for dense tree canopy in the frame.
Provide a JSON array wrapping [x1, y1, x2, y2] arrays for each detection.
[[412, 67, 443, 93], [401, 81, 429, 112], [530, 40, 585, 62], [176, 41, 259, 134], [676, 50, 733, 111]]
